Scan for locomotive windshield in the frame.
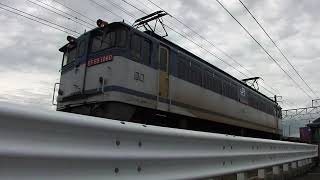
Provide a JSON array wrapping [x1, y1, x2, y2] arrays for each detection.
[[62, 47, 76, 66], [90, 27, 127, 52]]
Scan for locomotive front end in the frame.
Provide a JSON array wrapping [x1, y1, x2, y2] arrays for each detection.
[[56, 20, 138, 120]]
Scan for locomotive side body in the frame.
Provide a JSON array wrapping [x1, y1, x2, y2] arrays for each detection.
[[57, 22, 282, 138], [169, 71, 278, 134]]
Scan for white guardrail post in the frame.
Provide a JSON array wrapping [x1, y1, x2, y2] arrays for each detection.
[[0, 102, 318, 180]]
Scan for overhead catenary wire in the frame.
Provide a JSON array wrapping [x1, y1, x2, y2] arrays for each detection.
[[52, 0, 96, 23], [132, 0, 283, 98], [238, 0, 319, 99], [282, 106, 319, 121], [89, 0, 240, 81], [0, 2, 80, 36], [27, 0, 94, 29], [135, 0, 154, 12], [92, 0, 299, 108], [279, 100, 297, 109], [119, 0, 286, 101], [118, 0, 285, 99], [88, 0, 131, 23], [99, 1, 241, 76], [144, 0, 281, 96], [104, 0, 137, 19], [0, 6, 76, 36], [136, 1, 311, 108], [119, 0, 252, 79], [35, 0, 96, 27], [215, 0, 314, 100], [132, 0, 212, 48], [104, 1, 251, 81], [121, 0, 147, 15], [132, 0, 208, 50], [121, 1, 244, 73], [283, 99, 298, 108]]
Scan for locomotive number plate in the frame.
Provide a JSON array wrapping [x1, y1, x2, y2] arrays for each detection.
[[87, 55, 113, 67]]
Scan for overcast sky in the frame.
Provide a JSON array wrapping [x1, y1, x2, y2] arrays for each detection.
[[0, 0, 319, 130]]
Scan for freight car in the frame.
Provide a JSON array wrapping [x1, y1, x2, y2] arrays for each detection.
[[56, 16, 282, 139]]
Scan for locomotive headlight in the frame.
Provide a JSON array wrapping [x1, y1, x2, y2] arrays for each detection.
[[67, 36, 76, 43], [97, 19, 108, 28]]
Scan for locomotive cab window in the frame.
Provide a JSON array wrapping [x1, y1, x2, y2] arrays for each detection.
[[91, 31, 103, 52], [101, 31, 116, 49], [130, 34, 153, 65], [77, 41, 86, 57], [90, 27, 127, 53], [62, 47, 76, 66], [117, 29, 127, 47], [142, 40, 152, 65], [131, 34, 141, 59]]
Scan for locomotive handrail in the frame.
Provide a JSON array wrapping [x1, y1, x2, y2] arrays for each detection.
[[52, 82, 60, 106], [0, 102, 317, 180]]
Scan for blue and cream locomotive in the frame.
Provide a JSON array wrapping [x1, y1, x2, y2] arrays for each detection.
[[57, 14, 282, 139]]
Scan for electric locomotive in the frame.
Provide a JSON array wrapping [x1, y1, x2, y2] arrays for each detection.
[[56, 12, 282, 139]]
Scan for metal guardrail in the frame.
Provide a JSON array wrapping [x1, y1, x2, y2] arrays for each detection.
[[0, 102, 318, 180]]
